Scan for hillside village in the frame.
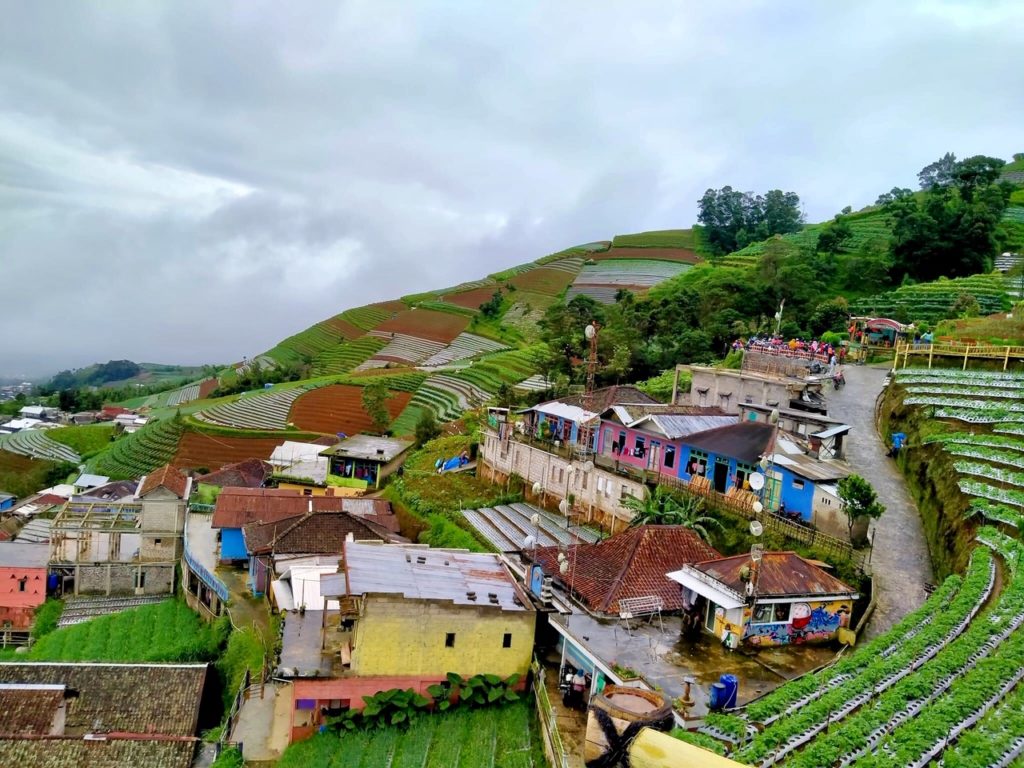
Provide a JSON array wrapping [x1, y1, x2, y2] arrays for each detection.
[[0, 152, 1023, 768]]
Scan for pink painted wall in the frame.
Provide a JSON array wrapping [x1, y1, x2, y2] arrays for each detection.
[[0, 566, 47, 629], [598, 421, 679, 474]]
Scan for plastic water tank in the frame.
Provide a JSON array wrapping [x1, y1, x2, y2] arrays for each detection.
[[719, 674, 739, 709], [708, 682, 727, 711]]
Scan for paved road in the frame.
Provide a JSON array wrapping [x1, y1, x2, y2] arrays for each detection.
[[826, 365, 934, 639]]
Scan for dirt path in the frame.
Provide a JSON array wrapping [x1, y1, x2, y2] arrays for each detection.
[[826, 365, 934, 639]]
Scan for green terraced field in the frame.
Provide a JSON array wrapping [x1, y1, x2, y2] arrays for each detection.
[[89, 418, 186, 479], [852, 273, 1011, 322], [311, 337, 387, 376], [611, 229, 700, 249]]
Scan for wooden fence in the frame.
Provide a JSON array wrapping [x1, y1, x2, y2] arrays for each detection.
[[893, 341, 1024, 371]]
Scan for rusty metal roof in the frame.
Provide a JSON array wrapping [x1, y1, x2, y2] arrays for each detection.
[[690, 552, 857, 599]]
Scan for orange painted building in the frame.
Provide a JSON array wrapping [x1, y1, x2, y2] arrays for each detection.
[[0, 543, 50, 629]]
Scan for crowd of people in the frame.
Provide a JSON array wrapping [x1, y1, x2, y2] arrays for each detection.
[[734, 335, 847, 364]]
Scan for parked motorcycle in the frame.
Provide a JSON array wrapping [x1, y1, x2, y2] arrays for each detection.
[[832, 370, 846, 389]]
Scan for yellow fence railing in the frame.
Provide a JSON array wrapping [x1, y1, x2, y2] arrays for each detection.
[[893, 342, 1024, 371]]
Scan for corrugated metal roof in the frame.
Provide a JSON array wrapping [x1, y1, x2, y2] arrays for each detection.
[[0, 542, 48, 568], [531, 402, 598, 423], [646, 414, 736, 439], [327, 542, 531, 612], [320, 434, 413, 462], [771, 452, 850, 482], [690, 552, 858, 599]]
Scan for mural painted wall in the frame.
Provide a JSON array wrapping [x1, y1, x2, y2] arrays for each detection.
[[743, 599, 853, 647]]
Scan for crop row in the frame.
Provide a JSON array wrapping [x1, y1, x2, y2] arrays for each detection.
[[611, 229, 698, 249], [340, 304, 395, 331], [895, 370, 1024, 388], [782, 539, 1024, 768], [428, 376, 493, 411], [0, 429, 81, 463], [311, 337, 387, 376], [375, 308, 470, 344], [91, 418, 185, 479], [564, 285, 625, 304], [421, 333, 509, 367], [410, 385, 463, 422], [924, 433, 1024, 455], [941, 672, 1024, 768], [195, 388, 307, 430], [997, 424, 1024, 437], [935, 408, 1024, 425], [960, 480, 1024, 510], [572, 258, 690, 286], [852, 274, 1011, 322], [359, 333, 447, 367], [970, 501, 1023, 529], [509, 265, 579, 295], [948, 447, 1024, 471], [906, 396, 1024, 413], [741, 573, 963, 724], [730, 548, 996, 765], [905, 385, 1022, 400]]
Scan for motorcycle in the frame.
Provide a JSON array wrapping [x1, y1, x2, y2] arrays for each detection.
[[832, 370, 846, 389]]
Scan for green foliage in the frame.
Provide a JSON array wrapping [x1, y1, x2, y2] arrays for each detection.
[[47, 359, 142, 390], [837, 474, 886, 532], [414, 408, 442, 446], [697, 186, 804, 255], [89, 416, 186, 479], [624, 486, 721, 541], [31, 599, 64, 640], [670, 728, 727, 755], [611, 229, 701, 250], [636, 368, 688, 403], [361, 379, 393, 434], [216, 627, 266, 711], [311, 337, 387, 376], [45, 423, 116, 459], [851, 273, 1010, 323], [478, 289, 505, 319], [29, 600, 228, 663]]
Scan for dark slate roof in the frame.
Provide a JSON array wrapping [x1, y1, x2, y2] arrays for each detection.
[[0, 686, 65, 736], [0, 663, 207, 737], [243, 511, 403, 555], [531, 525, 720, 614], [75, 480, 139, 502], [0, 739, 196, 768], [195, 458, 273, 489], [692, 552, 858, 598], [138, 465, 189, 499], [682, 421, 776, 464]]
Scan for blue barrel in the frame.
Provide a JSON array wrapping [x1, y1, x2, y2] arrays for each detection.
[[708, 682, 727, 711], [47, 573, 58, 593], [718, 674, 739, 709]]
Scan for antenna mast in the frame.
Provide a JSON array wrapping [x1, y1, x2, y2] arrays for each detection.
[[578, 321, 600, 459]]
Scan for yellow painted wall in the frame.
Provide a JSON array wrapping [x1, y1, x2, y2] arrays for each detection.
[[630, 728, 745, 768], [276, 482, 362, 497], [351, 595, 535, 679]]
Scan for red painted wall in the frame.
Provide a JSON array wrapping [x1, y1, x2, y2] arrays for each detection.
[[0, 566, 47, 629]]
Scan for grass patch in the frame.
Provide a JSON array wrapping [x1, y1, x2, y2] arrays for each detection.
[[31, 599, 64, 640], [28, 599, 228, 663], [635, 368, 690, 403], [215, 627, 266, 711], [611, 228, 703, 251], [195, 483, 222, 505], [45, 424, 117, 459]]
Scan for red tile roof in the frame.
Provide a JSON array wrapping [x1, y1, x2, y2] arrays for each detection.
[[243, 511, 403, 555], [692, 551, 858, 598], [196, 459, 272, 489], [138, 464, 189, 499], [0, 687, 63, 736], [211, 487, 394, 530], [531, 525, 720, 614]]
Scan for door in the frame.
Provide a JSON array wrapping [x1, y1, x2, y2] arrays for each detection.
[[713, 459, 729, 493], [705, 600, 719, 633], [649, 442, 661, 472], [603, 428, 613, 456]]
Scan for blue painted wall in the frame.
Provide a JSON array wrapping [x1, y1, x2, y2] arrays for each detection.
[[220, 528, 248, 561]]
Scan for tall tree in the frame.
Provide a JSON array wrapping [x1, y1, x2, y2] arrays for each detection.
[[917, 152, 958, 190], [361, 380, 392, 434], [697, 186, 803, 255]]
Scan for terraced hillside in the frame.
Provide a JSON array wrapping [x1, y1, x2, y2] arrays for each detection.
[[288, 384, 412, 434], [566, 258, 693, 303], [0, 430, 81, 463], [194, 387, 308, 430], [90, 418, 186, 479], [852, 273, 1012, 322]]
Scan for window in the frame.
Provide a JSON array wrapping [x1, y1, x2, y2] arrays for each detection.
[[664, 445, 676, 469], [445, 633, 456, 648], [154, 538, 162, 545], [581, 472, 588, 490], [502, 633, 512, 648], [558, 468, 565, 484], [303, 488, 313, 497], [633, 436, 646, 458], [18, 578, 27, 593], [551, 465, 557, 481], [689, 450, 708, 476], [752, 603, 791, 624], [792, 478, 805, 490]]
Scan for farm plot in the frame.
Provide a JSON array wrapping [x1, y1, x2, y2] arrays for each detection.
[[357, 333, 447, 367], [440, 285, 503, 311], [0, 430, 81, 463], [611, 229, 700, 249], [311, 337, 387, 376], [172, 431, 290, 471], [194, 388, 308, 430], [90, 418, 186, 479], [588, 246, 701, 264], [450, 348, 541, 394], [375, 308, 470, 344], [852, 273, 1011, 322], [166, 377, 218, 407], [571, 258, 691, 287], [502, 292, 557, 339], [420, 333, 509, 367], [509, 265, 580, 296], [45, 424, 115, 460], [276, 700, 544, 768], [288, 384, 411, 434], [893, 368, 1024, 512]]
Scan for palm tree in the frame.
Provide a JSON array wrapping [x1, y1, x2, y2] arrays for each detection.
[[625, 486, 722, 542]]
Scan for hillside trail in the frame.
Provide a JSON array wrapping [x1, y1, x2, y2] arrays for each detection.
[[825, 364, 934, 640]]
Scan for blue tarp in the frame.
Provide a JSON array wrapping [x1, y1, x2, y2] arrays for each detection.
[[221, 528, 248, 560]]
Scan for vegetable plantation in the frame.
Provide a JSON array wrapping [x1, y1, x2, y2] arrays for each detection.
[[90, 417, 185, 479], [276, 700, 544, 768], [851, 273, 1011, 322], [0, 429, 81, 463]]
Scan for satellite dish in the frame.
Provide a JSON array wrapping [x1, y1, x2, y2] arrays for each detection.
[[749, 521, 763, 537], [530, 513, 541, 526], [532, 482, 542, 496], [749, 473, 766, 491], [558, 499, 569, 515], [752, 501, 764, 514], [523, 535, 536, 549], [585, 324, 596, 340], [583, 460, 595, 472]]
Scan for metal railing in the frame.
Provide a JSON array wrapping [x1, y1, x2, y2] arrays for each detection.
[[893, 341, 1024, 371], [532, 658, 570, 768], [183, 513, 230, 604]]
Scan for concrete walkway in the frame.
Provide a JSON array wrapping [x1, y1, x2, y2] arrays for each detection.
[[826, 365, 934, 639], [231, 682, 293, 763]]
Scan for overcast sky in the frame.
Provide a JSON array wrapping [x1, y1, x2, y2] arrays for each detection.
[[2, 1, 1022, 378]]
